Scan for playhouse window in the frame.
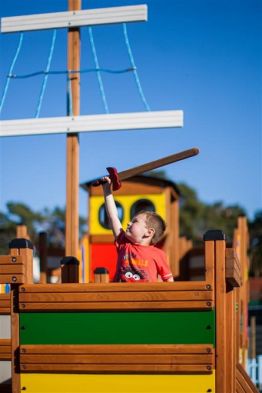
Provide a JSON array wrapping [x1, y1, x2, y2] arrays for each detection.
[[99, 201, 124, 229], [130, 199, 155, 218]]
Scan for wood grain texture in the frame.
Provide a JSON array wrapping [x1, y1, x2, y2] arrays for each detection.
[[0, 338, 11, 360], [18, 282, 214, 311], [236, 363, 259, 393], [215, 240, 227, 393], [0, 293, 11, 314], [226, 248, 241, 288], [0, 256, 23, 264], [20, 344, 214, 374]]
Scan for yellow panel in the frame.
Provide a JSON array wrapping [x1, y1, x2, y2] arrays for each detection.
[[21, 372, 215, 393], [90, 194, 166, 235]]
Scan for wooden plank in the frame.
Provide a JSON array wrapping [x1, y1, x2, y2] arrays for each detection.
[[16, 224, 29, 238], [9, 242, 33, 393], [20, 344, 214, 354], [236, 380, 247, 393], [0, 293, 11, 314], [215, 240, 227, 393], [10, 284, 20, 392], [226, 248, 241, 288], [20, 373, 215, 393], [19, 290, 213, 302], [226, 288, 235, 393], [0, 111, 183, 138], [39, 232, 47, 284], [18, 283, 214, 311], [65, 0, 80, 262], [236, 363, 260, 393], [19, 282, 211, 292], [0, 338, 12, 360], [20, 364, 213, 373], [0, 274, 24, 284], [204, 240, 215, 291], [0, 265, 24, 274], [21, 353, 213, 365], [19, 300, 213, 311], [19, 342, 214, 374], [0, 256, 23, 264], [1, 5, 148, 33]]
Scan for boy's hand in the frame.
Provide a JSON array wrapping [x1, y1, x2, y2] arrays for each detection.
[[101, 176, 112, 193]]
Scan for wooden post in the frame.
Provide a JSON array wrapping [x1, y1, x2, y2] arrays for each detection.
[[170, 197, 180, 277], [239, 216, 249, 368], [8, 238, 33, 393], [61, 256, 79, 283], [16, 225, 29, 239], [204, 230, 226, 393], [233, 226, 241, 364], [94, 267, 109, 283], [39, 231, 47, 284], [250, 316, 256, 360], [65, 0, 81, 258]]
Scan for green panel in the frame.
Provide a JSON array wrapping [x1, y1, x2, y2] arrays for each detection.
[[20, 310, 215, 345]]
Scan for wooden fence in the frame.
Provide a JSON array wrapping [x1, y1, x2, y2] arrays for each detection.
[[0, 226, 258, 393]]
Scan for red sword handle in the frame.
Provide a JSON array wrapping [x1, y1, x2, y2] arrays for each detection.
[[92, 167, 121, 191], [106, 167, 121, 191]]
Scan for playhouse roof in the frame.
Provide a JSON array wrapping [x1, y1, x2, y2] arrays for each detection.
[[80, 174, 181, 197]]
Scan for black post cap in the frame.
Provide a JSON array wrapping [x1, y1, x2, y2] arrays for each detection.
[[9, 238, 33, 249], [94, 267, 109, 274], [60, 256, 80, 266], [203, 230, 226, 241]]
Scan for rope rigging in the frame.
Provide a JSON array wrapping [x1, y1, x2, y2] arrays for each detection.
[[0, 33, 24, 116], [1, 22, 150, 116], [35, 29, 57, 118], [122, 23, 150, 111], [88, 26, 109, 114]]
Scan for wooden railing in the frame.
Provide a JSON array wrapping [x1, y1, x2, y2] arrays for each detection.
[[0, 228, 258, 393]]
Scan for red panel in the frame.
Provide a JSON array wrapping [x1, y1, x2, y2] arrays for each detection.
[[90, 243, 117, 282]]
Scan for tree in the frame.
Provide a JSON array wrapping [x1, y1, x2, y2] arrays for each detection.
[[0, 202, 87, 254], [178, 182, 246, 244]]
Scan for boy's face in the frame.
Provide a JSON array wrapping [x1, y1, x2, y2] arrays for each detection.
[[125, 213, 152, 244]]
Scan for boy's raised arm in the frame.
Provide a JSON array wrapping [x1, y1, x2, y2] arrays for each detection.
[[102, 177, 123, 239]]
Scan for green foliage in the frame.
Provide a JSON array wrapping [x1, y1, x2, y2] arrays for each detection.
[[178, 182, 246, 244], [0, 202, 87, 255]]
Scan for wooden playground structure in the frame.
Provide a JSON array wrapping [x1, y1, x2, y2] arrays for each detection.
[[0, 208, 259, 392], [0, 1, 259, 392]]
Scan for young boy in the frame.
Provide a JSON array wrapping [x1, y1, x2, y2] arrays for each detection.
[[101, 176, 174, 283]]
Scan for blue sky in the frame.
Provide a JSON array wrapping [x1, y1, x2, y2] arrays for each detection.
[[0, 0, 261, 222]]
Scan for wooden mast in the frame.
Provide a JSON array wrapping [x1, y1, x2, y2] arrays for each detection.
[[66, 0, 81, 258]]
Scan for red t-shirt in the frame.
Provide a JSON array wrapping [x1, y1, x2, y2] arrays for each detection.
[[113, 231, 173, 282]]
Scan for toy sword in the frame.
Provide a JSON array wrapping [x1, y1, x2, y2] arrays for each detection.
[[92, 147, 199, 191]]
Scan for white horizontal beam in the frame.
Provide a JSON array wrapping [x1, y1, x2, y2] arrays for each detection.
[[1, 5, 147, 33], [0, 111, 183, 138]]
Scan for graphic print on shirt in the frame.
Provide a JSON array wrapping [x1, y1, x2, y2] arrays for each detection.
[[120, 251, 148, 282]]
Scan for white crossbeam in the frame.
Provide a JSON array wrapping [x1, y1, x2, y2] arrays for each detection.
[[0, 5, 147, 33], [0, 111, 183, 138]]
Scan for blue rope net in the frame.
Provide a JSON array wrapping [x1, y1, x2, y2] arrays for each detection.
[[88, 27, 109, 114], [0, 33, 24, 116], [122, 23, 150, 111], [1, 23, 150, 116], [35, 29, 57, 118]]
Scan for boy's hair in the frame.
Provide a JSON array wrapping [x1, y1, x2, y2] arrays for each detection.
[[138, 210, 166, 245]]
